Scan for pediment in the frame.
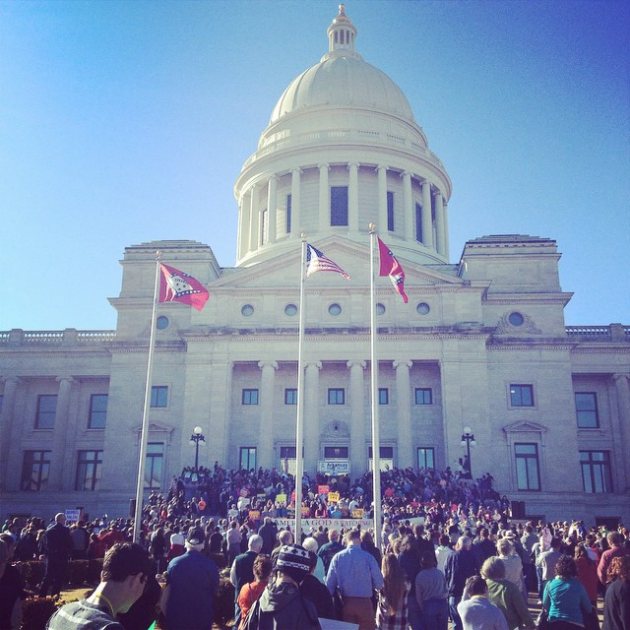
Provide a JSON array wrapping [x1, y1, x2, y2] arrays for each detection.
[[132, 422, 175, 437], [212, 236, 464, 290], [502, 420, 548, 434]]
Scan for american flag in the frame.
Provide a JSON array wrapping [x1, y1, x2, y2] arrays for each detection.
[[306, 244, 350, 280]]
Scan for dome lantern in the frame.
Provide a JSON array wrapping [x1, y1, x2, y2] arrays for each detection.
[[325, 4, 360, 61]]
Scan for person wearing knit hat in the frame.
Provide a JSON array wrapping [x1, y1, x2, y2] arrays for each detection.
[[243, 544, 321, 629]]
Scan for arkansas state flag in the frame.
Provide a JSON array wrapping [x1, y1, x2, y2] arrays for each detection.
[[377, 237, 409, 303], [159, 264, 210, 311]]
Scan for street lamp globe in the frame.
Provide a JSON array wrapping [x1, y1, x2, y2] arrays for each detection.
[[193, 426, 203, 435]]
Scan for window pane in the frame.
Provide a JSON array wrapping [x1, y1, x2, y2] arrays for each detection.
[[242, 389, 259, 405], [75, 450, 103, 491], [36, 395, 57, 429], [21, 451, 51, 491], [331, 186, 348, 226], [417, 447, 435, 469], [580, 450, 612, 493], [285, 389, 297, 405], [387, 191, 395, 231], [240, 447, 256, 470], [150, 386, 168, 408], [368, 447, 394, 458], [324, 446, 348, 459], [415, 203, 423, 242], [378, 388, 389, 405], [515, 442, 540, 490], [328, 388, 345, 405], [575, 393, 598, 428], [145, 442, 164, 489], [415, 388, 432, 405], [88, 394, 108, 429], [510, 384, 534, 407]]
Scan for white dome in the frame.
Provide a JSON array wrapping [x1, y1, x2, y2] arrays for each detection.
[[270, 54, 415, 124]]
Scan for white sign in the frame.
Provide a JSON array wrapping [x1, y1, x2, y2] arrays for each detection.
[[273, 517, 373, 533], [318, 460, 350, 475], [65, 509, 81, 523]]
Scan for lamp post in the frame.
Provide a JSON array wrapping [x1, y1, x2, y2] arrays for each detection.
[[460, 426, 476, 479], [189, 426, 206, 471]]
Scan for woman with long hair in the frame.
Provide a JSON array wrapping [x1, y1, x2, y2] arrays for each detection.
[[603, 555, 630, 630], [376, 553, 410, 630], [542, 554, 595, 629]]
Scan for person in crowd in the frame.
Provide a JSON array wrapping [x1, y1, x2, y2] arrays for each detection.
[[0, 538, 25, 630], [496, 538, 525, 595], [271, 529, 293, 567], [574, 542, 599, 607], [243, 544, 321, 630], [226, 521, 243, 566], [300, 550, 336, 620], [160, 526, 219, 630], [542, 554, 594, 630], [303, 536, 326, 583], [473, 527, 497, 568], [537, 537, 563, 600], [166, 525, 185, 563], [599, 532, 628, 589], [326, 529, 385, 630], [481, 556, 534, 630], [319, 529, 344, 575], [70, 521, 90, 560], [39, 512, 73, 597], [457, 575, 508, 630], [375, 553, 409, 629], [361, 530, 382, 569], [230, 534, 263, 626], [258, 517, 278, 555], [15, 523, 38, 562], [415, 549, 449, 630], [603, 555, 630, 630], [436, 533, 455, 573], [398, 534, 422, 629], [445, 536, 480, 630], [237, 554, 273, 629], [148, 527, 167, 573], [46, 543, 151, 630]]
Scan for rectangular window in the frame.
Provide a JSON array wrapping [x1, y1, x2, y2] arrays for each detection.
[[35, 394, 57, 429], [286, 194, 292, 233], [330, 186, 348, 226], [414, 388, 433, 405], [324, 446, 348, 459], [378, 388, 389, 405], [260, 208, 267, 245], [368, 446, 394, 458], [150, 386, 168, 408], [328, 388, 345, 405], [515, 443, 541, 491], [575, 393, 599, 428], [510, 384, 534, 407], [145, 442, 164, 489], [417, 447, 435, 470], [21, 450, 51, 491], [580, 451, 612, 493], [285, 388, 297, 405], [280, 446, 296, 459], [242, 389, 259, 405], [88, 394, 108, 429], [387, 191, 395, 231], [75, 450, 103, 491], [415, 203, 423, 242], [240, 447, 257, 470]]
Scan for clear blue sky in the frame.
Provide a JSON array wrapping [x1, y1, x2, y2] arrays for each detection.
[[1, 0, 628, 330]]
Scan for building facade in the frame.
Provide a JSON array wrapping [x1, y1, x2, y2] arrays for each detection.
[[1, 7, 629, 523]]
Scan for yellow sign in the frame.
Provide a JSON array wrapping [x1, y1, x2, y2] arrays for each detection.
[[352, 509, 364, 519], [328, 492, 340, 503], [276, 493, 287, 504]]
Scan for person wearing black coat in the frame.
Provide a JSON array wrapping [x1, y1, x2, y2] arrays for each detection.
[[300, 551, 336, 620], [444, 536, 480, 630], [39, 513, 73, 597]]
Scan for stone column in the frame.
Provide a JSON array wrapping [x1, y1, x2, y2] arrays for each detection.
[[50, 376, 74, 490], [304, 362, 322, 474], [377, 165, 388, 233], [613, 374, 630, 490], [421, 181, 433, 249], [248, 184, 258, 251], [394, 361, 413, 468], [318, 163, 329, 230], [210, 361, 233, 467], [348, 361, 366, 477], [291, 168, 301, 235], [348, 162, 359, 232], [402, 171, 413, 240], [443, 201, 450, 260], [0, 377, 20, 491], [434, 190, 446, 255], [267, 175, 277, 244], [258, 360, 278, 470]]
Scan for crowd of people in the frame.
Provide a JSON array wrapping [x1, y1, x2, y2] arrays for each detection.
[[0, 465, 629, 629]]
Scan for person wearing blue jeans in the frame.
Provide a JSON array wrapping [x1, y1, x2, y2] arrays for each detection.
[[415, 550, 449, 630]]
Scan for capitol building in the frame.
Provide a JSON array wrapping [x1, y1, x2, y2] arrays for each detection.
[[1, 7, 628, 524]]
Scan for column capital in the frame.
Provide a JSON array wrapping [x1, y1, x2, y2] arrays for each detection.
[[400, 170, 412, 179], [291, 167, 303, 176], [258, 360, 278, 371], [55, 376, 75, 385], [346, 360, 366, 370], [318, 162, 329, 171], [1, 376, 21, 387], [305, 361, 322, 371], [613, 373, 630, 385], [432, 187, 441, 197], [377, 164, 388, 173], [347, 162, 360, 170], [393, 360, 413, 370], [267, 174, 277, 184]]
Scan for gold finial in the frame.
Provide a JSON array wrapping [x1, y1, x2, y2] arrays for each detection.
[[338, 4, 346, 17]]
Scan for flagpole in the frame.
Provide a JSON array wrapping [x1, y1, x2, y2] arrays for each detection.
[[133, 251, 162, 543], [294, 235, 307, 540], [368, 224, 383, 550]]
